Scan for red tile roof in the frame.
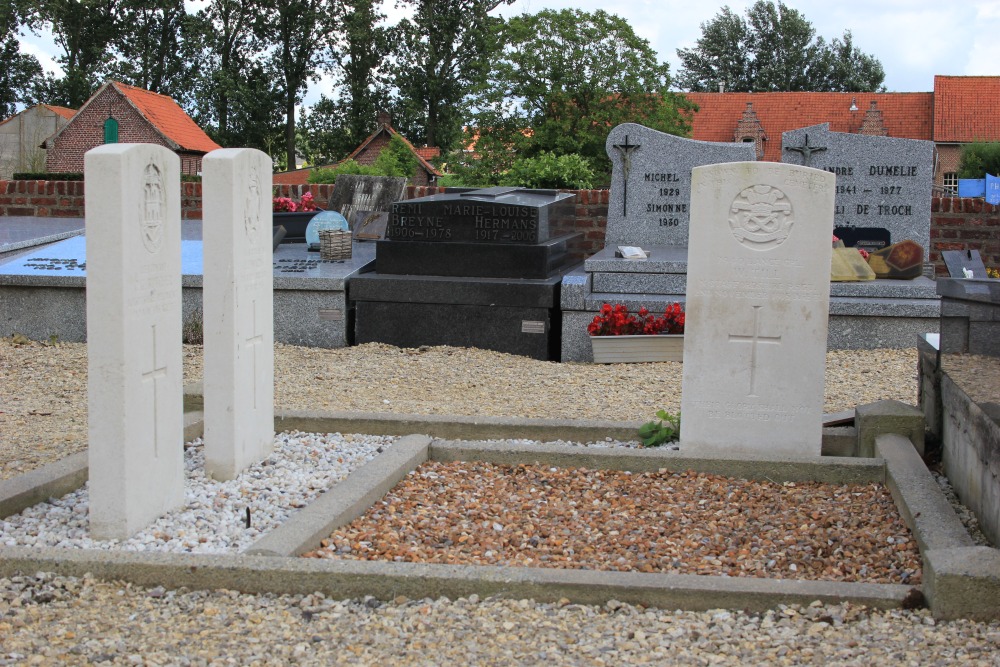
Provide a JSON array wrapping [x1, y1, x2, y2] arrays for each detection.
[[347, 122, 443, 177], [933, 75, 1000, 143], [41, 104, 77, 120], [415, 146, 441, 160], [112, 81, 221, 153], [684, 92, 934, 161]]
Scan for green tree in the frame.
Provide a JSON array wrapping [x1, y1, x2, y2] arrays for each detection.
[[327, 0, 391, 153], [676, 1, 884, 92], [391, 0, 511, 150], [957, 142, 1000, 179], [32, 0, 123, 107], [0, 0, 44, 117], [470, 9, 692, 182], [260, 0, 331, 173], [106, 0, 200, 104]]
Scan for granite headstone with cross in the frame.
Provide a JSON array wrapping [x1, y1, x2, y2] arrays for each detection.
[[85, 143, 185, 539], [325, 174, 407, 241], [680, 161, 835, 457], [781, 123, 934, 253]]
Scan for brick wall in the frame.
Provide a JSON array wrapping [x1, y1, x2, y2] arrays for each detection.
[[931, 196, 1000, 275], [7, 183, 995, 274], [46, 85, 205, 175]]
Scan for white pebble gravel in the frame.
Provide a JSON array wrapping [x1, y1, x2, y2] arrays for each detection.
[[0, 431, 397, 553]]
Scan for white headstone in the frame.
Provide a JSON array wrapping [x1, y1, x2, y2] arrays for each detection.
[[86, 144, 184, 539], [680, 162, 835, 457], [202, 148, 275, 480]]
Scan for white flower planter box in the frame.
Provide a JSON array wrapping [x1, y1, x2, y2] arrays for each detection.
[[589, 334, 684, 364]]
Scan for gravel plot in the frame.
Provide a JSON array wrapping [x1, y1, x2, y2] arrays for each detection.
[[305, 461, 921, 584], [0, 338, 918, 480], [3, 338, 998, 662], [2, 574, 999, 666], [0, 432, 395, 553]]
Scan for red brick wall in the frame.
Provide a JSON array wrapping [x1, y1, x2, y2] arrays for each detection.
[[45, 86, 204, 175], [931, 196, 1000, 275], [0, 180, 85, 217]]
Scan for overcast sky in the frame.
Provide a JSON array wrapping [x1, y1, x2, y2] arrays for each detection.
[[17, 0, 1000, 106]]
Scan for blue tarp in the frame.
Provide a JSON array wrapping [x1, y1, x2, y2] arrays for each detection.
[[986, 173, 1000, 205], [958, 179, 986, 198]]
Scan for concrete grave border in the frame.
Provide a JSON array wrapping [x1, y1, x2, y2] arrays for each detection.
[[0, 404, 995, 620]]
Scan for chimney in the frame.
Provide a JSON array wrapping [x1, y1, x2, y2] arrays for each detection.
[[718, 82, 725, 93], [377, 110, 391, 127]]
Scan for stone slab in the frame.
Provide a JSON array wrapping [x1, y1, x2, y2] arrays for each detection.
[[942, 249, 988, 279], [680, 162, 835, 457], [782, 124, 934, 252], [202, 148, 275, 481], [583, 245, 689, 274], [0, 216, 84, 255], [85, 143, 185, 540], [592, 272, 687, 295], [924, 547, 1000, 621], [349, 272, 562, 308], [387, 188, 575, 244], [604, 123, 756, 247], [354, 301, 558, 360], [326, 175, 407, 226], [374, 233, 579, 279], [857, 400, 926, 459]]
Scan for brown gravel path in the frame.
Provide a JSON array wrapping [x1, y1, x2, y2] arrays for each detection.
[[305, 461, 921, 585]]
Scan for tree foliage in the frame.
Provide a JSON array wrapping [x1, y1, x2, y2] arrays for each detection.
[[390, 0, 510, 149], [469, 9, 692, 183], [676, 1, 885, 92], [0, 0, 44, 117], [957, 142, 1000, 180], [306, 134, 419, 182]]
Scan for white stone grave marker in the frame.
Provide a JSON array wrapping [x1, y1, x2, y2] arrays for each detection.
[[86, 144, 184, 539], [680, 162, 835, 457], [203, 148, 274, 480]]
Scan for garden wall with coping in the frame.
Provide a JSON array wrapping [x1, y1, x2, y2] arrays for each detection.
[[3, 181, 996, 273]]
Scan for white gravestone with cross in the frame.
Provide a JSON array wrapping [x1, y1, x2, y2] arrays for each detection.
[[680, 162, 835, 457], [203, 148, 275, 480], [86, 144, 185, 539]]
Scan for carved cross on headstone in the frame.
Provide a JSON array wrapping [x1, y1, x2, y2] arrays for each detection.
[[612, 135, 641, 217], [141, 323, 169, 458], [727, 305, 782, 397], [784, 134, 827, 167]]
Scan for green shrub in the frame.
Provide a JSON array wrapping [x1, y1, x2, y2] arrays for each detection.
[[11, 172, 84, 181], [499, 152, 596, 189], [957, 142, 1000, 179]]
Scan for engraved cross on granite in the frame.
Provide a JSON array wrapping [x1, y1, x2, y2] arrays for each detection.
[[728, 305, 782, 397], [612, 135, 640, 217], [784, 134, 827, 167]]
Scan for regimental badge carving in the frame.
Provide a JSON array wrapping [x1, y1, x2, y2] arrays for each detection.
[[729, 185, 794, 250], [245, 164, 262, 244], [141, 161, 165, 254]]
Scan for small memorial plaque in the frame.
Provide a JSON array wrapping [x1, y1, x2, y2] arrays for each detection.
[[833, 226, 891, 253], [352, 211, 389, 240], [386, 187, 574, 245], [943, 249, 988, 279]]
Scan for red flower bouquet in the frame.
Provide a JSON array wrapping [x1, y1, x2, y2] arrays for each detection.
[[587, 303, 685, 336], [272, 192, 317, 212]]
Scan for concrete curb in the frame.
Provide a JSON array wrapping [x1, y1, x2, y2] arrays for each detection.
[[876, 433, 974, 553], [0, 452, 87, 519], [246, 435, 431, 557], [923, 547, 1000, 621], [0, 545, 913, 613], [430, 440, 885, 484]]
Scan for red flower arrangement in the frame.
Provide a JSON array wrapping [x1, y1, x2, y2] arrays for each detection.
[[587, 303, 685, 336], [272, 192, 317, 212]]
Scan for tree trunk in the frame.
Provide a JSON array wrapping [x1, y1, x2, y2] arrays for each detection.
[[285, 87, 296, 171]]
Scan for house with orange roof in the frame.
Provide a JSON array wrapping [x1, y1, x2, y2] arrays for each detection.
[[682, 76, 1000, 191], [273, 112, 442, 186], [43, 81, 221, 175], [0, 104, 77, 179]]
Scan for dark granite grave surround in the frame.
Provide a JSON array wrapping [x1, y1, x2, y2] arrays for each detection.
[[937, 278, 1000, 356], [374, 233, 581, 279], [350, 272, 561, 307], [355, 302, 558, 361], [387, 187, 575, 245]]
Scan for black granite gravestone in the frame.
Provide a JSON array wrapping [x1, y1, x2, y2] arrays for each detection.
[[352, 187, 581, 360], [943, 249, 988, 279]]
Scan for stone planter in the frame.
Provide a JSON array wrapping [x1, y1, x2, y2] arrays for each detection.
[[272, 210, 323, 241], [590, 334, 684, 363]]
